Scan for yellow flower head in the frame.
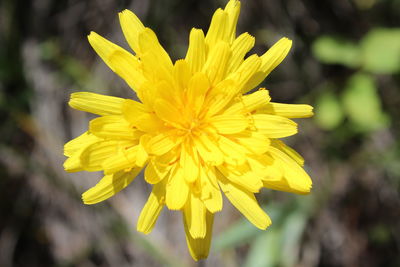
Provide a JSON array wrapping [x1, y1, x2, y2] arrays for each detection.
[[64, 0, 313, 260]]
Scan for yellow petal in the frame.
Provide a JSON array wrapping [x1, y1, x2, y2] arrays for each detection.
[[232, 130, 270, 155], [118, 9, 145, 54], [63, 154, 84, 172], [260, 37, 292, 76], [218, 163, 263, 193], [272, 140, 304, 166], [69, 92, 125, 116], [89, 115, 141, 139], [80, 140, 127, 172], [218, 174, 271, 229], [144, 159, 171, 184], [136, 134, 150, 167], [227, 32, 255, 73], [64, 131, 99, 157], [154, 80, 181, 106], [263, 179, 307, 194], [183, 210, 214, 261], [183, 193, 207, 239], [186, 72, 210, 116], [153, 98, 182, 128], [138, 28, 173, 79], [200, 167, 223, 213], [134, 113, 167, 133], [137, 180, 166, 234], [224, 89, 270, 115], [268, 146, 312, 194], [173, 59, 191, 91], [185, 28, 206, 73], [123, 99, 165, 133], [218, 135, 247, 165], [102, 145, 139, 175], [108, 49, 146, 91], [209, 114, 248, 134], [229, 54, 261, 93], [202, 41, 231, 86], [257, 153, 284, 182], [82, 169, 141, 204], [87, 32, 145, 91], [205, 9, 229, 50], [243, 37, 292, 92], [205, 79, 237, 116], [122, 99, 148, 123], [147, 132, 178, 156], [194, 135, 224, 166], [165, 165, 189, 210], [252, 114, 297, 138], [180, 143, 200, 183], [224, 0, 241, 42], [247, 154, 282, 182], [260, 102, 314, 118]]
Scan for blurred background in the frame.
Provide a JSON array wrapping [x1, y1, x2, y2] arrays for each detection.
[[1, 0, 400, 266]]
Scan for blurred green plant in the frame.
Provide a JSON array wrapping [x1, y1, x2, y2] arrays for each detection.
[[342, 73, 389, 132], [314, 87, 345, 130], [312, 27, 398, 133], [214, 196, 314, 267], [312, 28, 400, 73]]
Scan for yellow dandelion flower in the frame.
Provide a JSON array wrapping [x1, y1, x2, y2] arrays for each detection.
[[64, 0, 313, 260]]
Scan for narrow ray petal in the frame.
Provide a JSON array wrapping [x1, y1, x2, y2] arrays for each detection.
[[185, 28, 206, 73], [209, 114, 248, 134], [200, 167, 223, 213], [224, 0, 241, 42], [243, 37, 292, 93], [218, 174, 271, 230], [82, 169, 141, 204], [252, 114, 298, 138], [224, 89, 270, 115], [260, 102, 314, 118], [183, 210, 214, 261], [228, 32, 255, 73], [87, 32, 145, 91], [268, 146, 312, 193], [184, 193, 207, 239], [69, 92, 125, 116], [165, 165, 189, 210], [89, 115, 141, 139], [205, 9, 229, 49], [64, 131, 99, 157], [119, 9, 145, 54], [137, 179, 166, 234]]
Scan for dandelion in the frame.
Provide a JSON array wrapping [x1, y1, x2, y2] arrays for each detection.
[[64, 0, 313, 260]]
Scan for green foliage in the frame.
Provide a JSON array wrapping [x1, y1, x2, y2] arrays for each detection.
[[312, 36, 361, 67], [360, 28, 400, 74], [341, 73, 389, 132], [312, 27, 400, 74], [215, 197, 314, 267], [214, 219, 264, 251], [312, 28, 397, 133], [244, 227, 281, 267], [314, 89, 345, 130]]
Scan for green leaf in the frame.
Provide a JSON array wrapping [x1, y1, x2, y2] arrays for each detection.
[[213, 219, 264, 251], [214, 203, 284, 251], [341, 73, 389, 132], [280, 212, 308, 267], [361, 28, 400, 74], [314, 90, 345, 130], [244, 228, 281, 267], [312, 36, 361, 67]]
